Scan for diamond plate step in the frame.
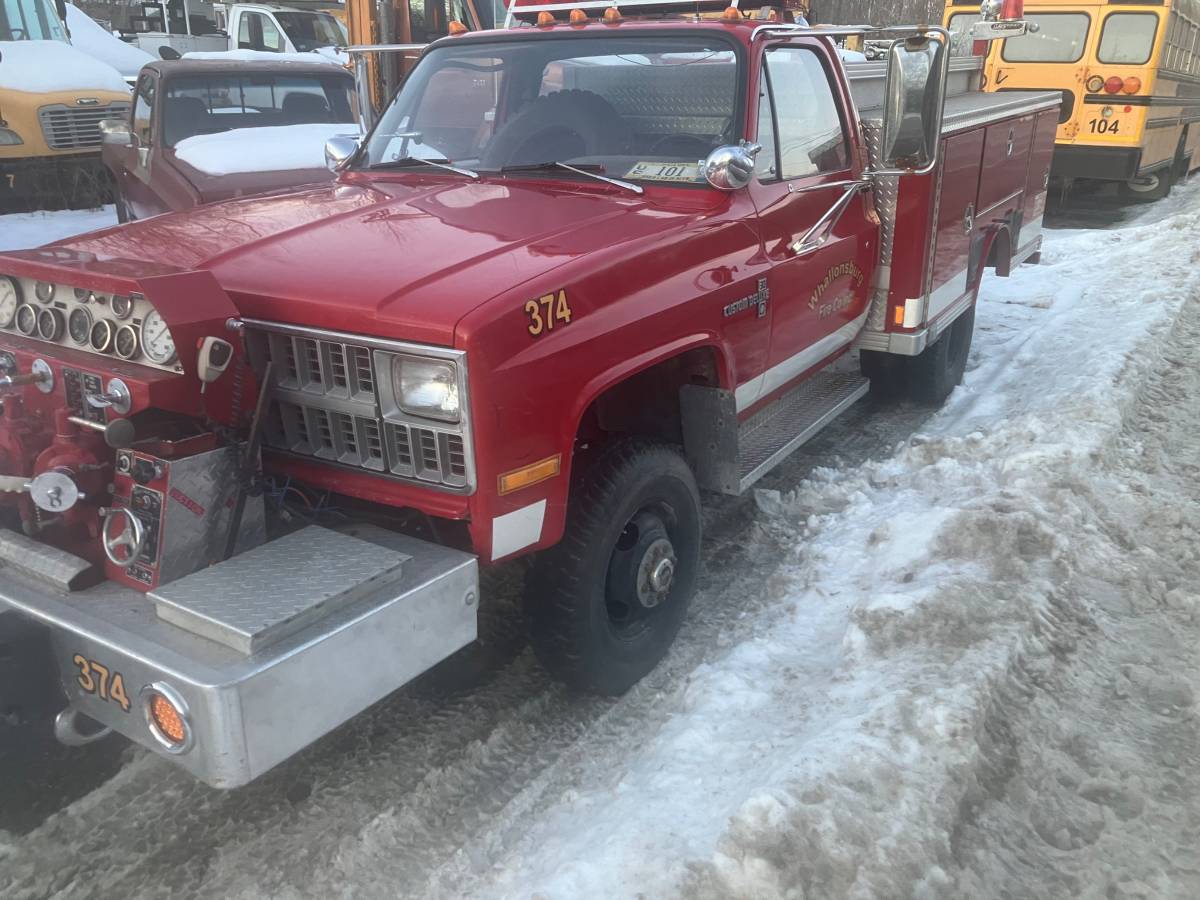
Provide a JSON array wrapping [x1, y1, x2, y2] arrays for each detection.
[[737, 371, 870, 492], [150, 526, 410, 654]]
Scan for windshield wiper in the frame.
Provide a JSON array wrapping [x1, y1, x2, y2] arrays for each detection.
[[497, 161, 643, 195], [368, 156, 480, 180]]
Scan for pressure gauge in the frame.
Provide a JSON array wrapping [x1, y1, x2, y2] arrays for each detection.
[[140, 309, 176, 365], [111, 294, 134, 319], [0, 276, 21, 328], [15, 304, 37, 336], [90, 318, 115, 353], [74, 287, 90, 301], [34, 281, 55, 304], [37, 308, 64, 342], [114, 324, 139, 360], [69, 306, 94, 345]]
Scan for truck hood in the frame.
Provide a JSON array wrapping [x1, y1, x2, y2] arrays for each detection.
[[56, 176, 709, 345]]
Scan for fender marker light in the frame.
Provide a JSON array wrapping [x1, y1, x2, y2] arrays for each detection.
[[499, 454, 561, 495], [142, 683, 193, 753]]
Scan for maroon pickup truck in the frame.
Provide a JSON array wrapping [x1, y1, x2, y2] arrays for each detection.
[[101, 58, 357, 221]]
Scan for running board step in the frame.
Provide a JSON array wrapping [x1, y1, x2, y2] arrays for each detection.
[[737, 371, 869, 492]]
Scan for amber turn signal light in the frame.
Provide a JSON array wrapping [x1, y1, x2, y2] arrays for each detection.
[[498, 454, 562, 495], [1122, 76, 1142, 94], [142, 684, 192, 753], [1086, 75, 1105, 92], [1104, 76, 1124, 94]]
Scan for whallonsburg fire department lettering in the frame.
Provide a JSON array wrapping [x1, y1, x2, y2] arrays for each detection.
[[808, 261, 864, 318]]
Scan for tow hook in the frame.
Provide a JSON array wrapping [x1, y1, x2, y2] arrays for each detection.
[[54, 706, 112, 747]]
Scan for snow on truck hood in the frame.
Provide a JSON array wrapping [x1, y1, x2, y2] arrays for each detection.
[[173, 124, 361, 176], [0, 40, 129, 93], [52, 178, 694, 345]]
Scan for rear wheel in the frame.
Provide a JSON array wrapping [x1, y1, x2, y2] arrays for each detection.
[[526, 439, 701, 695], [906, 305, 975, 404], [1122, 167, 1174, 202]]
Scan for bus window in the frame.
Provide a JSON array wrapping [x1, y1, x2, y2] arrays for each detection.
[[1098, 13, 1159, 66], [1001, 13, 1090, 63], [947, 13, 981, 58]]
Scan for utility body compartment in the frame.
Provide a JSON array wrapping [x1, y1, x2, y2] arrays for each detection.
[[848, 59, 1060, 356]]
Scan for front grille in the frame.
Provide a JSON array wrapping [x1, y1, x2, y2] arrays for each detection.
[[38, 103, 130, 151], [253, 327, 471, 491]]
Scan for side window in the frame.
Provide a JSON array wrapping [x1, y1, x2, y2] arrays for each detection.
[[133, 75, 155, 144], [260, 15, 284, 51], [759, 47, 849, 181], [237, 13, 253, 49], [755, 73, 777, 178]]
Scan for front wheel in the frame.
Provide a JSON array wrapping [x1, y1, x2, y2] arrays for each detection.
[[526, 439, 701, 695]]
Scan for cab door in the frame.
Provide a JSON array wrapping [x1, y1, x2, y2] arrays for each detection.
[[110, 71, 168, 219], [741, 43, 876, 410]]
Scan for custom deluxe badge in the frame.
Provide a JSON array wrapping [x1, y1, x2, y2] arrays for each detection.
[[723, 278, 769, 319]]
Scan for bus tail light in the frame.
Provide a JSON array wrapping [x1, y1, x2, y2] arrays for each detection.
[[1123, 76, 1142, 94], [1104, 76, 1124, 94], [1086, 75, 1105, 92]]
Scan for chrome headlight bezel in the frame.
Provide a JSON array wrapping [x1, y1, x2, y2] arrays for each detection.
[[387, 353, 460, 423]]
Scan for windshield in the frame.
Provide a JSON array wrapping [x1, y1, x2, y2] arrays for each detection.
[[162, 72, 355, 147], [0, 0, 68, 41], [1001, 13, 1090, 63], [360, 35, 741, 186], [274, 11, 347, 52]]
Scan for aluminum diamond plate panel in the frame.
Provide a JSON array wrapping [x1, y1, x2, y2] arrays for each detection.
[[151, 526, 409, 654]]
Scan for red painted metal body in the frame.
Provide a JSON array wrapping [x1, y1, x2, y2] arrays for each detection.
[[0, 18, 1056, 569]]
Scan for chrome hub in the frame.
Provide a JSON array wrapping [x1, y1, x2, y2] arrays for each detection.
[[636, 537, 676, 609]]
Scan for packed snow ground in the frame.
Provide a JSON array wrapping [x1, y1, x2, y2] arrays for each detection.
[[0, 183, 1198, 899]]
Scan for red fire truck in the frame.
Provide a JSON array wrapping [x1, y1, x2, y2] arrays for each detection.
[[0, 0, 1055, 786]]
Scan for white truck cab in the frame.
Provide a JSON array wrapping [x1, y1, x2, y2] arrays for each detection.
[[216, 3, 346, 53]]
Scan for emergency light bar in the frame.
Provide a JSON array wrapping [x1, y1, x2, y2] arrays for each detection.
[[505, 0, 739, 27]]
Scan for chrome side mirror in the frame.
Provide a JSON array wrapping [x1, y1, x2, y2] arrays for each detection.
[[881, 34, 948, 173], [324, 134, 361, 172], [99, 117, 133, 146], [703, 140, 762, 191]]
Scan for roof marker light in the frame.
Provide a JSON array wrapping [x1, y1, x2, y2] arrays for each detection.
[[448, 19, 468, 34], [602, 6, 622, 22], [721, 5, 740, 20], [569, 8, 588, 23]]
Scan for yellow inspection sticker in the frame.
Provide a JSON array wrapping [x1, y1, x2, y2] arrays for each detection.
[[624, 161, 704, 183]]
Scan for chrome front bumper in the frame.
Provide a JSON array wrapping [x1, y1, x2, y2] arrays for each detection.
[[0, 526, 477, 788]]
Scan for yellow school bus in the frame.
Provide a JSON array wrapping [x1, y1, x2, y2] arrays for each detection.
[[945, 0, 1200, 200]]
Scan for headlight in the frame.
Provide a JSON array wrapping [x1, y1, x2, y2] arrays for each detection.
[[0, 128, 23, 146], [391, 355, 459, 422]]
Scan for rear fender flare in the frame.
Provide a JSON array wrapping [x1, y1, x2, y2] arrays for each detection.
[[973, 223, 1012, 292]]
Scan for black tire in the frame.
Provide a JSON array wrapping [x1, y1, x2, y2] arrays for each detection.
[[526, 439, 701, 695], [905, 304, 975, 405], [1121, 167, 1173, 202]]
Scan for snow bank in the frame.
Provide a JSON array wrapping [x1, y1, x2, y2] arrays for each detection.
[[0, 40, 128, 93], [0, 207, 117, 251], [172, 123, 360, 176], [65, 3, 153, 80], [183, 48, 346, 65]]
